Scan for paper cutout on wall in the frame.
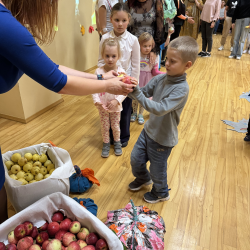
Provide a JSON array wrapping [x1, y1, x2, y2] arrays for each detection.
[[222, 118, 248, 133], [239, 91, 250, 103], [54, 26, 58, 32], [75, 0, 80, 16], [81, 25, 85, 36], [89, 26, 94, 33], [92, 0, 97, 25]]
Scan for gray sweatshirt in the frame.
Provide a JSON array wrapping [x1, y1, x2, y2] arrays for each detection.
[[128, 73, 189, 147]]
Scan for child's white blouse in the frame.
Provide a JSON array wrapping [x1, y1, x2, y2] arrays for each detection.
[[98, 30, 140, 80]]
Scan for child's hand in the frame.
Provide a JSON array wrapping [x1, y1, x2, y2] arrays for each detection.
[[149, 52, 157, 65], [106, 100, 119, 110], [130, 78, 138, 86]]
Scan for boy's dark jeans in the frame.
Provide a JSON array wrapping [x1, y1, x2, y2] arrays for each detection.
[[247, 118, 250, 136], [201, 20, 214, 52], [131, 129, 173, 198]]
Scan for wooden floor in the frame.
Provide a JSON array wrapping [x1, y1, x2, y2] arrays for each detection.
[[1, 34, 250, 249]]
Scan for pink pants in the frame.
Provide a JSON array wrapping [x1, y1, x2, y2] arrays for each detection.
[[98, 108, 121, 143]]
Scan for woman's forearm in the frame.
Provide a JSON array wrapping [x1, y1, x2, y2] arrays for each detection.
[[99, 6, 108, 34], [58, 75, 107, 96], [59, 65, 97, 79]]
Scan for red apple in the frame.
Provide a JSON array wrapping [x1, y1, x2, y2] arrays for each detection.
[[47, 222, 60, 237], [67, 242, 80, 250], [6, 244, 16, 250], [14, 225, 26, 239], [23, 222, 33, 236], [38, 222, 48, 232], [62, 233, 76, 247], [85, 233, 98, 246], [95, 239, 108, 250], [82, 246, 95, 250], [69, 222, 81, 234], [0, 242, 5, 250], [17, 237, 33, 250], [36, 232, 49, 245], [52, 212, 64, 223], [76, 240, 86, 249], [55, 230, 67, 242], [8, 231, 18, 244], [30, 227, 38, 239], [42, 241, 49, 250], [122, 76, 136, 85], [46, 239, 61, 250], [28, 245, 41, 250], [77, 228, 89, 241], [60, 219, 72, 232]]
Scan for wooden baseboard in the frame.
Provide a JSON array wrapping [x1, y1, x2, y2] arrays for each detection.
[[84, 65, 98, 73], [0, 98, 64, 124]]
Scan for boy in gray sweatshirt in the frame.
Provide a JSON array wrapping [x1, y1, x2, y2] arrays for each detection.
[[128, 36, 199, 203]]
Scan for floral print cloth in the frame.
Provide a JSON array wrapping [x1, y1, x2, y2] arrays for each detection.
[[105, 199, 166, 250]]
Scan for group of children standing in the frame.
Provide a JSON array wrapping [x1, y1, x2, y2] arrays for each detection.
[[92, 2, 199, 203]]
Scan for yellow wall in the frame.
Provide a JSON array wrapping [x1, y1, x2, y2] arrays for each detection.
[[0, 0, 99, 122]]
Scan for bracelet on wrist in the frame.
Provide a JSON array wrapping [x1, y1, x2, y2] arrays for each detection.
[[97, 74, 104, 80]]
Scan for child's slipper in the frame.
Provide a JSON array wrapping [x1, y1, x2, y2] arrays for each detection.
[[131, 113, 137, 122], [138, 114, 145, 125]]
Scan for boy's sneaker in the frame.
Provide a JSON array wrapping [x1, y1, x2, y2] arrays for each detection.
[[101, 142, 110, 158], [243, 49, 247, 54], [143, 191, 170, 204], [114, 141, 122, 156], [244, 135, 250, 141], [230, 47, 233, 52], [198, 51, 206, 57], [130, 113, 137, 122], [228, 55, 235, 59], [121, 141, 128, 148], [137, 114, 145, 125], [236, 56, 241, 60], [218, 45, 224, 51], [201, 52, 211, 58], [128, 178, 153, 191]]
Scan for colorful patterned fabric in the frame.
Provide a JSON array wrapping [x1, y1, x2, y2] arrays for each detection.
[[105, 199, 166, 250]]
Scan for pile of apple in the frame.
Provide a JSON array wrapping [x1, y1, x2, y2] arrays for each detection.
[[0, 211, 109, 250], [5, 152, 56, 185]]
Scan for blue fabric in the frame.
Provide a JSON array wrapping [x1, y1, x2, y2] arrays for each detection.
[[0, 4, 67, 94], [73, 197, 98, 216], [131, 129, 173, 197], [69, 173, 93, 193], [0, 148, 5, 189]]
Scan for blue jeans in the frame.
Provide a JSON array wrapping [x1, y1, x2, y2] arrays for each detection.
[[130, 129, 173, 197], [213, 19, 223, 34], [231, 18, 250, 57]]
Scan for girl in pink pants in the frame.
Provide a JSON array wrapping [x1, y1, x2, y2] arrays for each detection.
[[92, 38, 126, 158]]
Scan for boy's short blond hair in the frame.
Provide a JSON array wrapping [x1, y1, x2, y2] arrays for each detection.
[[168, 36, 199, 64], [101, 38, 122, 59], [138, 32, 154, 45]]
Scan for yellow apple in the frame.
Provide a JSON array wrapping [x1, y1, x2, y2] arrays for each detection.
[[39, 154, 48, 163], [9, 174, 17, 180], [24, 153, 33, 161], [35, 173, 44, 181], [47, 164, 55, 172], [44, 174, 51, 179], [11, 153, 22, 163], [25, 173, 34, 182], [11, 165, 21, 174], [18, 157, 27, 167], [40, 167, 48, 176], [17, 178, 28, 185], [33, 161, 42, 168], [8, 170, 13, 176], [29, 180, 37, 184], [31, 167, 40, 176], [32, 154, 40, 161], [23, 163, 33, 173], [5, 161, 14, 170], [16, 171, 27, 179], [44, 160, 52, 167], [49, 169, 55, 175]]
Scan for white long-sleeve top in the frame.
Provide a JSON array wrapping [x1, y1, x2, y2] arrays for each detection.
[[98, 30, 140, 80], [92, 66, 126, 112]]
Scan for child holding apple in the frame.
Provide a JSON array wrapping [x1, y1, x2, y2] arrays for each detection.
[[128, 36, 199, 203], [98, 3, 140, 148], [93, 38, 126, 158]]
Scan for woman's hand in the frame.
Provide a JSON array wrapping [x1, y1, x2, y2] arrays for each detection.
[[103, 70, 118, 79], [106, 100, 119, 110], [149, 52, 157, 65], [105, 78, 135, 95], [187, 17, 195, 24], [232, 23, 235, 29], [210, 21, 215, 28]]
